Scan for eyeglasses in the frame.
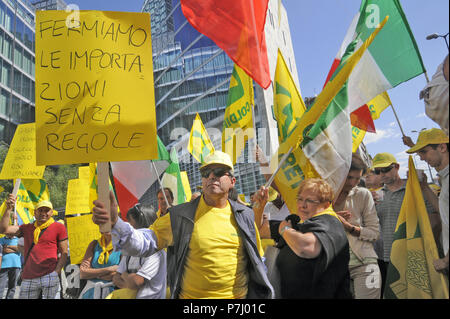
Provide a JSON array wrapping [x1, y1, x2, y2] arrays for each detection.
[[296, 197, 322, 206], [374, 165, 395, 175], [200, 167, 233, 179]]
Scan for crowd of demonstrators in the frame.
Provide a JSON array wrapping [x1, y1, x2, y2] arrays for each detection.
[[0, 130, 448, 300]]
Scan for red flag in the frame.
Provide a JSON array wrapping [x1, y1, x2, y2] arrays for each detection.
[[180, 0, 271, 89]]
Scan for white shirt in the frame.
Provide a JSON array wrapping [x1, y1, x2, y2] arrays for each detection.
[[117, 249, 167, 299]]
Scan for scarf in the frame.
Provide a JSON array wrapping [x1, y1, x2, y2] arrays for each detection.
[[33, 217, 55, 244], [97, 235, 113, 265]]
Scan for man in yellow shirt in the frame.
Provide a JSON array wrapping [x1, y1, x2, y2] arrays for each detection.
[[156, 187, 173, 218], [93, 151, 274, 299]]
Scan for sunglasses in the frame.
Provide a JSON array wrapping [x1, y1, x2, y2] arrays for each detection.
[[374, 165, 395, 175], [200, 167, 232, 178]]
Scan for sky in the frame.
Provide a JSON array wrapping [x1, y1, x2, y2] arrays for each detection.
[[67, 0, 449, 181]]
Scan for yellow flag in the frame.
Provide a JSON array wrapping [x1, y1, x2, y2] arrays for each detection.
[[351, 91, 392, 152], [384, 156, 449, 299], [180, 171, 192, 202], [272, 17, 388, 214], [273, 49, 306, 144], [222, 64, 254, 164], [188, 113, 215, 163]]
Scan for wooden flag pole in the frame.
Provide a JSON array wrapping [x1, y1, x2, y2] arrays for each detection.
[[12, 179, 21, 226], [97, 162, 111, 233], [390, 104, 406, 137], [151, 161, 170, 209]]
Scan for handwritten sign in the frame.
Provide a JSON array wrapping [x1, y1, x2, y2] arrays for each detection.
[[66, 214, 100, 265], [65, 178, 90, 216], [0, 123, 45, 180], [35, 10, 158, 166]]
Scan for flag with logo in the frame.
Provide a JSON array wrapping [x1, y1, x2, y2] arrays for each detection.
[[324, 0, 425, 133], [161, 148, 187, 205], [384, 156, 449, 299], [111, 136, 170, 220], [352, 91, 392, 152], [273, 49, 307, 144], [188, 113, 215, 163], [271, 17, 387, 214], [0, 179, 49, 225], [180, 0, 271, 89], [222, 64, 254, 164]]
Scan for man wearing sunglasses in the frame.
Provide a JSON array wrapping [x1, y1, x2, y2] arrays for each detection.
[[92, 151, 274, 299], [406, 128, 449, 275], [371, 152, 437, 296]]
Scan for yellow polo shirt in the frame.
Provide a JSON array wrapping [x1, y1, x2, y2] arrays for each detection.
[[150, 196, 263, 299]]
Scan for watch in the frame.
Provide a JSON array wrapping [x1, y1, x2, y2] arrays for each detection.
[[280, 225, 291, 237]]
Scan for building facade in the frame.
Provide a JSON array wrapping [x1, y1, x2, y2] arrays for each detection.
[[0, 0, 35, 144], [141, 0, 300, 208]]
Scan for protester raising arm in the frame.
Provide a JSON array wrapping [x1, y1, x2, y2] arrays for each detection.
[[0, 194, 21, 237]]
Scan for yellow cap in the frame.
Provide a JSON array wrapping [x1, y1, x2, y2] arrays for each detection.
[[268, 187, 278, 202], [200, 151, 234, 171], [406, 128, 449, 154], [371, 153, 398, 169], [35, 200, 53, 211]]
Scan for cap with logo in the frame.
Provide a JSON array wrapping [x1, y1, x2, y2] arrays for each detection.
[[371, 153, 398, 169], [406, 128, 449, 154], [200, 151, 234, 172]]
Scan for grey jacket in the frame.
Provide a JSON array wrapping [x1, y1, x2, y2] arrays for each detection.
[[168, 196, 274, 299]]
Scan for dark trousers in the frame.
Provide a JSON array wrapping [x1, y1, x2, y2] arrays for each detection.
[[0, 267, 21, 299], [377, 259, 389, 299]]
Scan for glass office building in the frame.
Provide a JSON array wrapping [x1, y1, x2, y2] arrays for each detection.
[[0, 0, 35, 143]]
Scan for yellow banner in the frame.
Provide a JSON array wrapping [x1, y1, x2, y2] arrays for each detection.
[[188, 113, 215, 163], [273, 49, 306, 144], [385, 157, 449, 299], [0, 123, 45, 180], [35, 10, 158, 166], [222, 64, 254, 164], [180, 171, 192, 202], [66, 214, 101, 265], [65, 178, 90, 216]]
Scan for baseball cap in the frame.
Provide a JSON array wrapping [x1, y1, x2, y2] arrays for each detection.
[[406, 128, 449, 154], [371, 153, 398, 169], [35, 200, 53, 210], [200, 151, 234, 172]]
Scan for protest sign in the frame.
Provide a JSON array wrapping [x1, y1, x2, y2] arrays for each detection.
[[0, 123, 45, 180], [65, 178, 90, 216], [66, 213, 100, 265], [35, 10, 158, 166]]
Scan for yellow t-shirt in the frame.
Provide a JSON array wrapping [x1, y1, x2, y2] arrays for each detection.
[[151, 196, 264, 299]]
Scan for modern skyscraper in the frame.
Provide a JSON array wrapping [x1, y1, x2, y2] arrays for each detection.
[[31, 0, 66, 11], [0, 0, 35, 143], [141, 0, 301, 208]]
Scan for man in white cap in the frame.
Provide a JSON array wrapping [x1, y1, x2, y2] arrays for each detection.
[[0, 196, 68, 299], [406, 128, 449, 274], [92, 151, 274, 299]]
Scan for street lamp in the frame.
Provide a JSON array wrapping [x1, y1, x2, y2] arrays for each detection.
[[426, 32, 449, 51]]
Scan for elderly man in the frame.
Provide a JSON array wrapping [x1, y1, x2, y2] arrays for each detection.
[[0, 196, 68, 299], [93, 151, 273, 299], [371, 152, 438, 296], [406, 128, 449, 274]]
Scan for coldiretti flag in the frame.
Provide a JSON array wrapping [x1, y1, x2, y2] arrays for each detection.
[[324, 0, 425, 132], [0, 179, 49, 225], [222, 64, 254, 164], [188, 113, 215, 163], [162, 148, 187, 205], [384, 156, 449, 299], [272, 17, 386, 214], [352, 91, 392, 152], [273, 49, 306, 144]]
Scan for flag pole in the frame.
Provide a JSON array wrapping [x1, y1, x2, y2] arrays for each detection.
[[97, 162, 111, 233], [12, 179, 21, 226], [390, 104, 406, 136], [151, 161, 170, 209]]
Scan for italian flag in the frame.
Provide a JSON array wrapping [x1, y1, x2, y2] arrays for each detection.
[[304, 0, 425, 195], [324, 0, 425, 133]]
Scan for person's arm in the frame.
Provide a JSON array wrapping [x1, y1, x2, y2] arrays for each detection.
[[92, 190, 161, 257], [278, 220, 322, 258], [79, 240, 117, 280], [120, 272, 145, 290], [252, 186, 269, 229], [54, 239, 68, 275], [0, 194, 21, 237], [434, 251, 449, 273]]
